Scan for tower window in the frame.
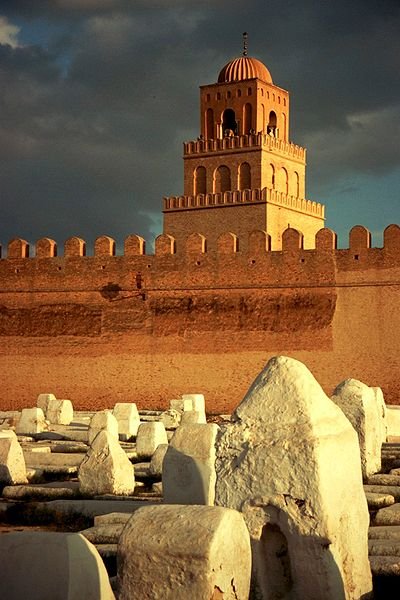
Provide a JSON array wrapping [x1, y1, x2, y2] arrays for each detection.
[[243, 103, 252, 134], [194, 166, 207, 195], [216, 92, 221, 100], [206, 93, 210, 102], [267, 111, 277, 137], [222, 108, 237, 136], [238, 162, 251, 190], [227, 91, 231, 99], [247, 87, 252, 96], [205, 108, 214, 139], [237, 89, 242, 98], [213, 165, 231, 193]]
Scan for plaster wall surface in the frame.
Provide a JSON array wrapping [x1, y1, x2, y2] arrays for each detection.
[[0, 226, 398, 413]]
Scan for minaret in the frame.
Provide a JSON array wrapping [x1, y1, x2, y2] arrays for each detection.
[[163, 36, 325, 250]]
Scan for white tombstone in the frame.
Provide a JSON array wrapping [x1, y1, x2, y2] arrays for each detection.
[[372, 387, 388, 444], [149, 444, 168, 477], [88, 410, 118, 446], [386, 406, 400, 437], [47, 399, 73, 426], [113, 403, 140, 441], [0, 531, 115, 600], [79, 430, 134, 496], [159, 409, 181, 429], [163, 423, 219, 505], [37, 393, 56, 415], [332, 378, 382, 477], [180, 410, 207, 425], [136, 422, 168, 459], [170, 398, 192, 412], [0, 431, 27, 485], [16, 408, 47, 435], [117, 505, 251, 600], [215, 356, 372, 600], [181, 393, 205, 413]]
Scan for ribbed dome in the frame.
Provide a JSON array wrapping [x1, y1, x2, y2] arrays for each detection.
[[218, 56, 272, 84]]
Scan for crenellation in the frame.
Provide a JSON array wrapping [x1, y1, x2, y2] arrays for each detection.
[[282, 227, 304, 251], [94, 235, 116, 257], [124, 234, 146, 256], [349, 225, 371, 251], [315, 228, 337, 251], [155, 233, 176, 256], [36, 238, 57, 258], [217, 231, 238, 254], [64, 237, 86, 257], [183, 133, 306, 161], [383, 224, 400, 251], [8, 238, 29, 259]]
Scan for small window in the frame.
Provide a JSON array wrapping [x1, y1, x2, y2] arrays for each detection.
[[247, 87, 252, 96], [267, 91, 270, 99], [273, 94, 275, 101], [237, 89, 242, 98], [261, 88, 264, 96], [206, 93, 210, 102], [283, 98, 286, 106], [227, 91, 231, 99], [216, 92, 221, 100], [278, 96, 281, 104]]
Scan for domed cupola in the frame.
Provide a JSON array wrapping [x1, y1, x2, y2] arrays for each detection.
[[217, 56, 272, 84]]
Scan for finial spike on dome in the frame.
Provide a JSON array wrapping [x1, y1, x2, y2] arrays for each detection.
[[243, 31, 248, 56]]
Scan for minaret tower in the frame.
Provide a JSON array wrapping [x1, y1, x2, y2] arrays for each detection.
[[163, 35, 325, 250]]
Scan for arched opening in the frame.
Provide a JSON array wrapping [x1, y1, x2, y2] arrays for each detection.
[[282, 112, 287, 140], [238, 162, 251, 190], [205, 108, 214, 139], [222, 109, 237, 136], [267, 110, 277, 137], [294, 171, 300, 197], [243, 103, 252, 134], [193, 166, 206, 195], [257, 523, 293, 598], [213, 166, 231, 193], [278, 167, 289, 194], [269, 164, 275, 189]]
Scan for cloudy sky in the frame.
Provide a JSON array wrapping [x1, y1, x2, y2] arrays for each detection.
[[0, 0, 399, 251]]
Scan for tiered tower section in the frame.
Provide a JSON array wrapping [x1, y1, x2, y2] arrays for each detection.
[[163, 54, 325, 250]]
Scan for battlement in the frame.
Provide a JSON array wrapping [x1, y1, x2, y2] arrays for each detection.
[[183, 133, 306, 161], [163, 187, 325, 219], [0, 226, 398, 290]]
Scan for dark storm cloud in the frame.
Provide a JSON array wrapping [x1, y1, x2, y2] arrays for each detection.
[[0, 0, 399, 248]]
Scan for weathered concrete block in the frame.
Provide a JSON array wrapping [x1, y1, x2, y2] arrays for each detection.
[[136, 422, 168, 459], [159, 409, 181, 429], [181, 393, 205, 413], [16, 408, 47, 435], [88, 410, 118, 446], [37, 393, 56, 415], [113, 403, 140, 441], [0, 531, 115, 600], [215, 356, 372, 600], [117, 504, 251, 600], [149, 443, 168, 477], [180, 410, 207, 425], [387, 406, 400, 437], [0, 431, 27, 485], [163, 423, 219, 505], [332, 378, 382, 477], [79, 430, 134, 496], [47, 399, 74, 426]]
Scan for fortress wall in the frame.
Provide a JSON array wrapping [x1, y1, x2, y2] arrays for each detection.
[[0, 225, 398, 412]]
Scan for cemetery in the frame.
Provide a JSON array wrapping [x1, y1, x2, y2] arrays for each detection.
[[1, 356, 400, 598]]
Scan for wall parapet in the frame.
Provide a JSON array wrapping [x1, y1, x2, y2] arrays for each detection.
[[0, 225, 398, 263], [183, 133, 306, 161], [163, 187, 325, 218]]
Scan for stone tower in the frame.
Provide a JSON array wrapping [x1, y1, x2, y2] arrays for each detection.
[[163, 44, 325, 250]]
